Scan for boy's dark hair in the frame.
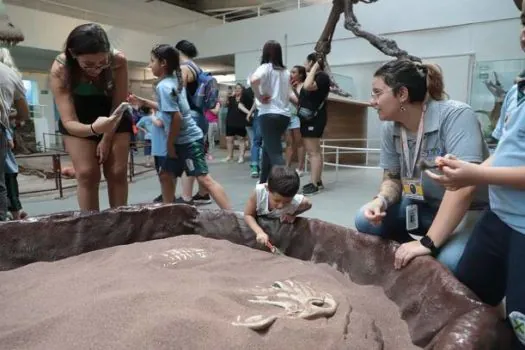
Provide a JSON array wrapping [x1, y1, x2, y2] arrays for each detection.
[[267, 166, 300, 198], [139, 105, 152, 115]]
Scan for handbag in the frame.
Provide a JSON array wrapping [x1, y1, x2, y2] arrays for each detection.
[[293, 88, 325, 122]]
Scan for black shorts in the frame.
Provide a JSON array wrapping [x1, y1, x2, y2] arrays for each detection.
[[300, 112, 327, 138], [154, 140, 209, 178], [226, 125, 247, 137], [154, 156, 180, 176], [175, 139, 209, 177]]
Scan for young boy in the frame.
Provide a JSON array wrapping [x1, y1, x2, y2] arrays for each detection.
[[426, 26, 525, 346], [244, 166, 312, 246]]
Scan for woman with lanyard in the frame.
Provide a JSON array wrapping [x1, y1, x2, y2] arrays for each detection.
[[353, 58, 490, 274], [50, 23, 132, 212]]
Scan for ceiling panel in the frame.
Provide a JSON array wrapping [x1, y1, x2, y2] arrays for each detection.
[[5, 0, 221, 33]]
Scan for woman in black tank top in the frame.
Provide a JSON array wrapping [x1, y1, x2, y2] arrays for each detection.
[[49, 23, 132, 212]]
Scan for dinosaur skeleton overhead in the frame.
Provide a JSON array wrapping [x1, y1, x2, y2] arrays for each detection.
[[0, 0, 23, 46], [314, 0, 421, 97]]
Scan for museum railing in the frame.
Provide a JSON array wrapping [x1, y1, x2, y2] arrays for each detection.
[[19, 135, 155, 199]]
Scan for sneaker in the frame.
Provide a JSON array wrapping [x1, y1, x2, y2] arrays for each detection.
[[250, 165, 259, 178], [238, 156, 245, 164], [153, 194, 163, 203], [174, 197, 194, 205], [192, 193, 212, 205], [295, 169, 304, 177], [317, 180, 324, 190], [206, 154, 214, 161], [302, 183, 320, 196]]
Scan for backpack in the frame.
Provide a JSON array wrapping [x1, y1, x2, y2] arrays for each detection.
[[184, 61, 219, 112]]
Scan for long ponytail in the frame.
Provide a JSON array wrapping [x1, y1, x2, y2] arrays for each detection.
[[422, 63, 448, 101]]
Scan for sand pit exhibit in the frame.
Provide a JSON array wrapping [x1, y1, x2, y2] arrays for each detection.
[[0, 204, 512, 349]]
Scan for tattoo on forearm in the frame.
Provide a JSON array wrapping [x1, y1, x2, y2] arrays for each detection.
[[383, 170, 401, 180], [379, 170, 402, 205]]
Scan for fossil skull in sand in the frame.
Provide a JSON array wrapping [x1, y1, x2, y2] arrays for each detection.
[[233, 279, 338, 331]]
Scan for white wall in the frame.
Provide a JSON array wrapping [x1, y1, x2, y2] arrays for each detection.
[[192, 0, 524, 142]]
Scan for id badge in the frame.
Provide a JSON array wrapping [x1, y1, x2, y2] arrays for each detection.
[[402, 178, 424, 200], [406, 204, 419, 231]]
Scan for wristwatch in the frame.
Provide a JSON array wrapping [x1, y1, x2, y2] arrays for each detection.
[[420, 235, 438, 255]]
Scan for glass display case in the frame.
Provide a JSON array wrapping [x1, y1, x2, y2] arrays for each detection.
[[470, 59, 525, 141]]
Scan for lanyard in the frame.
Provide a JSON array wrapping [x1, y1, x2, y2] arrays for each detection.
[[401, 104, 426, 178]]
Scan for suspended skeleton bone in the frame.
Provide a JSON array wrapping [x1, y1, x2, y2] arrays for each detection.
[[0, 0, 23, 46], [314, 0, 421, 97]]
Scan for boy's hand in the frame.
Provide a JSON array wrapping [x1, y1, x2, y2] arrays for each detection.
[[256, 232, 269, 245], [280, 214, 296, 224], [426, 154, 481, 191]]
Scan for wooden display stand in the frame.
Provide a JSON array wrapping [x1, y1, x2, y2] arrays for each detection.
[[322, 94, 370, 165]]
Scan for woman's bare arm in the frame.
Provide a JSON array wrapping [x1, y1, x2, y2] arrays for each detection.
[[181, 65, 193, 86], [238, 102, 250, 114], [105, 51, 129, 140], [303, 62, 320, 91], [49, 59, 96, 137]]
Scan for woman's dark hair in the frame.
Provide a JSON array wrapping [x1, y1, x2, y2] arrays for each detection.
[[292, 65, 307, 82], [261, 40, 285, 70], [151, 44, 183, 95], [268, 166, 300, 198], [64, 23, 112, 93], [374, 59, 447, 102], [306, 52, 325, 70], [175, 40, 198, 59]]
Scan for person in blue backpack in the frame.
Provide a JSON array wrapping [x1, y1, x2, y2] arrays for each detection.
[[176, 40, 221, 206]]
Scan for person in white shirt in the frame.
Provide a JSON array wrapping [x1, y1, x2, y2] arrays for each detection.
[[244, 166, 312, 246], [250, 40, 292, 183]]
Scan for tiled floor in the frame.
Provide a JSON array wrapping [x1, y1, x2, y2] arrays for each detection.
[[20, 150, 383, 229]]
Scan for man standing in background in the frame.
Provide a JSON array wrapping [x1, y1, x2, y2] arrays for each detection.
[[0, 60, 29, 220]]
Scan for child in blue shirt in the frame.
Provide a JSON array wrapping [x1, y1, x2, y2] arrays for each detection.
[[4, 128, 26, 220], [128, 44, 231, 208], [428, 80, 525, 348], [136, 106, 154, 167]]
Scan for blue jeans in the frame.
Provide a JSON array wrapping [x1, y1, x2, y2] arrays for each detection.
[[247, 111, 262, 168], [354, 196, 475, 273], [258, 113, 289, 183]]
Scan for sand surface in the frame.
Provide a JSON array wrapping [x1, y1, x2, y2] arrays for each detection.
[[0, 235, 420, 350]]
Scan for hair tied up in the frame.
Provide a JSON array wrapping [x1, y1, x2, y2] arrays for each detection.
[[415, 63, 428, 78]]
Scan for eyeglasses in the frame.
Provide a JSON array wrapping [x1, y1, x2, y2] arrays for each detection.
[[77, 57, 110, 72], [370, 88, 393, 100]]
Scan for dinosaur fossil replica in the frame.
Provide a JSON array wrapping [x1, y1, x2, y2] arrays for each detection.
[[0, 0, 23, 46], [317, 0, 524, 97], [314, 0, 421, 97], [232, 279, 338, 331], [477, 72, 507, 136]]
